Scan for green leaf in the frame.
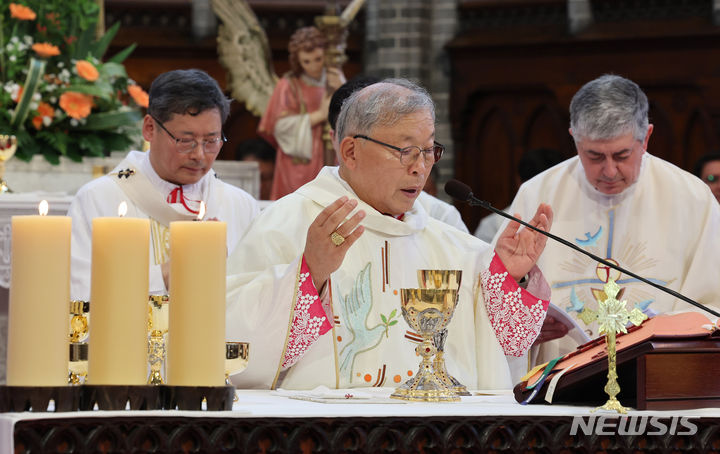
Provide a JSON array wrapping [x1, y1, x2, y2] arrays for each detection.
[[380, 314, 387, 324], [388, 320, 398, 326], [10, 58, 46, 129], [65, 81, 114, 98], [101, 62, 128, 79], [78, 133, 104, 157], [107, 43, 137, 65], [102, 132, 133, 153], [75, 109, 143, 131], [90, 21, 120, 59], [390, 309, 397, 319], [72, 26, 95, 60]]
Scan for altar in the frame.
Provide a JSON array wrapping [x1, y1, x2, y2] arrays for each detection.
[[3, 389, 720, 453]]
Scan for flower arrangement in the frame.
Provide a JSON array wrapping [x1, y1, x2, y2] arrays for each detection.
[[0, 0, 148, 164]]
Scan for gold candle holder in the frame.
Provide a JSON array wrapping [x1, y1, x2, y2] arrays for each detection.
[[390, 288, 459, 402], [147, 295, 169, 385], [418, 270, 470, 396], [68, 300, 89, 384], [68, 342, 88, 385]]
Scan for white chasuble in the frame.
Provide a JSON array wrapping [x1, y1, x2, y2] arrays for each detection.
[[226, 167, 550, 391], [69, 150, 259, 300], [498, 153, 720, 359]]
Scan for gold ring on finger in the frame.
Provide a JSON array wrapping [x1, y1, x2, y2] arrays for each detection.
[[330, 231, 345, 246]]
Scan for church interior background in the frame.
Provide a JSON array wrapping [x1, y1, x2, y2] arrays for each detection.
[[3, 0, 720, 381]]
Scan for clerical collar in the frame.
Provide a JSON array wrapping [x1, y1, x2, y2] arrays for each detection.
[[137, 149, 209, 211]]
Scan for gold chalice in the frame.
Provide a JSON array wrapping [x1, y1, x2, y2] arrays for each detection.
[[418, 270, 470, 396], [0, 135, 17, 194], [147, 295, 169, 385], [68, 342, 88, 385], [390, 288, 459, 402], [225, 342, 250, 402]]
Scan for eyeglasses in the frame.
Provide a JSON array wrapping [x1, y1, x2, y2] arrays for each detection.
[[151, 115, 226, 154], [353, 134, 444, 166]]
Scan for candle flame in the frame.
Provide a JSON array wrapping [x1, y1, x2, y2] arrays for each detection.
[[197, 201, 206, 220], [118, 201, 128, 217], [38, 200, 49, 216]]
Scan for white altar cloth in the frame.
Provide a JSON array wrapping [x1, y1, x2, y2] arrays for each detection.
[[3, 388, 720, 453]]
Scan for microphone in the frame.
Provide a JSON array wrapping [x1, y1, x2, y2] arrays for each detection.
[[445, 179, 720, 318]]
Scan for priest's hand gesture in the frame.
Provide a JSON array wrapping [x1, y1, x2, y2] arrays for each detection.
[[495, 203, 553, 282], [304, 196, 366, 290]]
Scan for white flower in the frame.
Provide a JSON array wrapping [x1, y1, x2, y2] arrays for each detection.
[[9, 55, 16, 62], [42, 117, 52, 127], [70, 118, 79, 127]]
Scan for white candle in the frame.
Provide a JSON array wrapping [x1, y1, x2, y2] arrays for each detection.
[[167, 203, 226, 386], [87, 202, 149, 385], [7, 201, 70, 386]]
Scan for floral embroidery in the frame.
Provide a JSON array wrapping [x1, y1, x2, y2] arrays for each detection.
[[281, 257, 332, 368], [481, 253, 549, 357]]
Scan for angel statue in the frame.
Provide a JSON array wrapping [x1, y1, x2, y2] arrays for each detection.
[[212, 0, 366, 200]]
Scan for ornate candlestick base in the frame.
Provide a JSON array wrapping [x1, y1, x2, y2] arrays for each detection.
[[68, 342, 88, 385], [147, 295, 169, 385]]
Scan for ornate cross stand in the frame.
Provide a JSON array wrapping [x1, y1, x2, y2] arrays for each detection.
[[577, 279, 647, 414]]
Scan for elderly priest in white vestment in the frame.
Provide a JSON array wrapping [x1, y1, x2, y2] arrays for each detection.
[[69, 69, 259, 300], [495, 74, 720, 364], [226, 79, 554, 390]]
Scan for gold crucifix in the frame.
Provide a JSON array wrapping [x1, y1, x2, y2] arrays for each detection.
[[577, 279, 647, 414]]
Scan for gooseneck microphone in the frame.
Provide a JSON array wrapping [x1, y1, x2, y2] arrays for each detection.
[[445, 179, 720, 318]]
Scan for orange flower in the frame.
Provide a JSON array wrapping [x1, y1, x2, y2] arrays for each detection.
[[32, 102, 55, 128], [59, 92, 93, 119], [9, 3, 36, 20], [128, 84, 149, 108], [76, 60, 99, 82], [32, 42, 60, 58]]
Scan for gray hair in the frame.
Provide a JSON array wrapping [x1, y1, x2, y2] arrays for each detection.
[[570, 74, 649, 142], [335, 78, 435, 141]]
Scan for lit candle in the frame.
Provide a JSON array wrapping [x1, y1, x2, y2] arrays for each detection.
[[167, 202, 226, 386], [87, 202, 149, 385], [6, 200, 70, 386]]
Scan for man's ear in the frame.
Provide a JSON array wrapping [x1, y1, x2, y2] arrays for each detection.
[[142, 114, 154, 142], [339, 136, 358, 169]]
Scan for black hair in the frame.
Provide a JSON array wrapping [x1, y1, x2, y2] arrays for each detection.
[[235, 138, 276, 163], [147, 69, 231, 123], [693, 152, 720, 178]]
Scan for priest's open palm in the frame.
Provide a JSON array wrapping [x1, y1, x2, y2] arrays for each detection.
[[495, 203, 553, 281], [304, 196, 366, 289]]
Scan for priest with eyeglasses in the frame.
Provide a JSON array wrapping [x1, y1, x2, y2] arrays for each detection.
[[226, 79, 554, 390], [68, 69, 259, 300]]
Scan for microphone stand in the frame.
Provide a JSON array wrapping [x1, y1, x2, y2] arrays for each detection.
[[462, 193, 720, 319]]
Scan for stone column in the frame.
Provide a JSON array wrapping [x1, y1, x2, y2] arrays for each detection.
[[364, 0, 458, 197]]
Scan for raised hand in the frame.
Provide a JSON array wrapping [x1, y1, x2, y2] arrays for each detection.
[[495, 203, 553, 281], [304, 196, 365, 289]]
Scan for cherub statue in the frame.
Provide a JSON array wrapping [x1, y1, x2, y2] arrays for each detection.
[[212, 1, 352, 200]]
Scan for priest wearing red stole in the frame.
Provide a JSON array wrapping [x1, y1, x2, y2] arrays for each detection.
[[227, 79, 554, 390]]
